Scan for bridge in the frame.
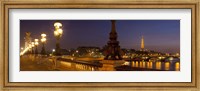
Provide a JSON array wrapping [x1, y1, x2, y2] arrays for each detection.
[[20, 54, 180, 71]]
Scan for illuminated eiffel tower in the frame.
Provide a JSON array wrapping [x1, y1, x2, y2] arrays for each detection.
[[141, 36, 145, 51]]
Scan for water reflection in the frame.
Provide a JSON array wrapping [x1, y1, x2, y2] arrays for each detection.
[[130, 61, 180, 71], [155, 62, 161, 70], [139, 61, 143, 68], [175, 62, 180, 71], [142, 61, 146, 68], [165, 62, 170, 70], [56, 59, 180, 71], [135, 61, 138, 67], [149, 62, 153, 69]]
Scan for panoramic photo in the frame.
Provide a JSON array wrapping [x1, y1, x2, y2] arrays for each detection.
[[20, 20, 180, 71]]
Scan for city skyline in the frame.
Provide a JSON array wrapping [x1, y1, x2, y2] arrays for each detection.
[[20, 20, 180, 54]]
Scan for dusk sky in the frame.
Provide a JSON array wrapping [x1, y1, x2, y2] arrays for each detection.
[[20, 20, 180, 54]]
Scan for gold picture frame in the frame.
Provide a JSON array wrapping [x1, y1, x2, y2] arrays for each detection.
[[0, 0, 199, 91]]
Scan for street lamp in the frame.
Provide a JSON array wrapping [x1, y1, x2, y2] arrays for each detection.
[[34, 39, 39, 54], [41, 33, 47, 55], [54, 21, 63, 56], [52, 49, 55, 52], [31, 42, 35, 54], [28, 44, 32, 54], [20, 47, 24, 53]]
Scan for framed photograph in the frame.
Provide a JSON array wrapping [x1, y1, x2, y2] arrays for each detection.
[[1, 0, 199, 91]]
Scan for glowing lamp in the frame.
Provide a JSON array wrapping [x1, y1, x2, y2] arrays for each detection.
[[58, 29, 63, 34], [35, 42, 39, 45], [35, 39, 39, 42], [54, 31, 59, 36], [41, 38, 46, 42], [41, 33, 46, 38], [54, 22, 62, 29], [52, 49, 55, 52]]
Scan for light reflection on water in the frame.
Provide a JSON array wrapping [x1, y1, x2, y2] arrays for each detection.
[[135, 61, 138, 67], [58, 59, 180, 71], [155, 62, 161, 70], [149, 62, 153, 69], [131, 61, 180, 71], [139, 61, 143, 68], [142, 61, 146, 68], [175, 62, 180, 71], [165, 62, 170, 70]]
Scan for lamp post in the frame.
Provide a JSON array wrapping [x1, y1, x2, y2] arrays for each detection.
[[34, 39, 39, 54], [54, 21, 63, 56], [28, 44, 32, 54], [31, 42, 35, 54], [41, 33, 47, 55]]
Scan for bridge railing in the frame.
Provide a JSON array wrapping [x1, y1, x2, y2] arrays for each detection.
[[51, 57, 103, 71]]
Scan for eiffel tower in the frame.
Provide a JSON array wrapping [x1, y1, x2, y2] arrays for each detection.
[[141, 36, 145, 51]]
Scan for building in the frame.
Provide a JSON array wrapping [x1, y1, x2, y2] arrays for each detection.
[[75, 46, 101, 57]]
